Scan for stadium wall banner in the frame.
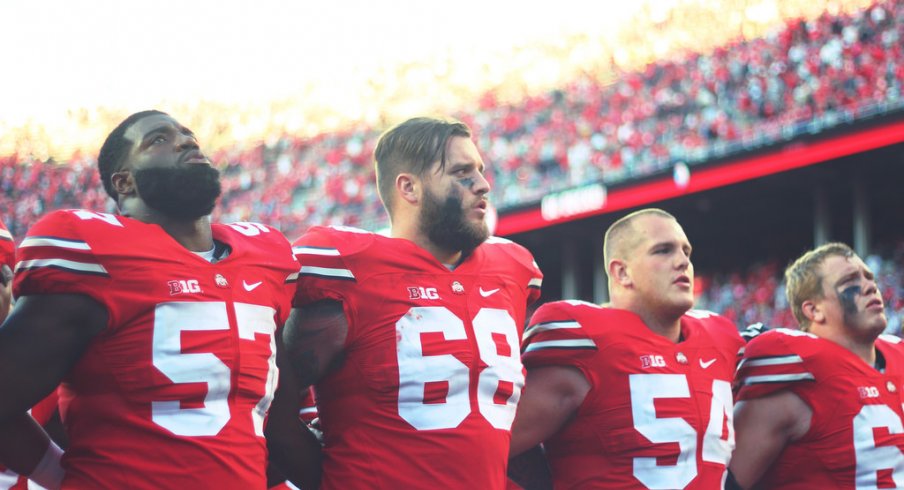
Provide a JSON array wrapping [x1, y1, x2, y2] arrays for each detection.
[[497, 119, 904, 236]]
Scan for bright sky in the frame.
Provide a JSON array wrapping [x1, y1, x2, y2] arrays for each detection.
[[0, 0, 870, 157], [0, 0, 641, 124]]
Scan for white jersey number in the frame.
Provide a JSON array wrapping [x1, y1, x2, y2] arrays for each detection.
[[853, 404, 904, 489], [151, 301, 278, 436], [629, 374, 734, 489], [396, 306, 523, 431]]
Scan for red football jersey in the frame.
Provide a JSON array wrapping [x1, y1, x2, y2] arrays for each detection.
[[292, 226, 543, 490], [13, 210, 298, 490], [0, 218, 13, 271], [736, 328, 904, 489], [522, 301, 743, 489]]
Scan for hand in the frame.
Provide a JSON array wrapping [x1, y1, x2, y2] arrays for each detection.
[[740, 322, 767, 343], [308, 417, 324, 445]]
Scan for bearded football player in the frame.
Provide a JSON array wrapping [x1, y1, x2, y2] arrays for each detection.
[[731, 242, 904, 489], [269, 117, 543, 489], [0, 111, 319, 489], [509, 208, 743, 489]]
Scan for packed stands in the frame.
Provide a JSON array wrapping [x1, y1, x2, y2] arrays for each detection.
[[3, 0, 902, 241], [1, 0, 903, 332]]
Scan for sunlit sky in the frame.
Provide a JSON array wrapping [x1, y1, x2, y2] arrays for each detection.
[[0, 1, 641, 123], [0, 0, 871, 157]]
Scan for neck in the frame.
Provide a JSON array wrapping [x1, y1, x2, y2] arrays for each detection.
[[811, 324, 878, 366], [613, 295, 683, 343], [121, 204, 214, 252]]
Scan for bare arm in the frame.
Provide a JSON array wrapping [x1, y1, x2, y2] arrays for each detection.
[[510, 365, 590, 457], [0, 265, 12, 325], [729, 390, 812, 488], [265, 333, 322, 489], [282, 299, 348, 389], [0, 293, 106, 475]]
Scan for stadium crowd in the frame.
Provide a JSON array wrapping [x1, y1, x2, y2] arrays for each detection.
[[1, 0, 903, 321]]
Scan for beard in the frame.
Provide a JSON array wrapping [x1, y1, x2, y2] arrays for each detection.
[[419, 186, 489, 257], [133, 165, 222, 220]]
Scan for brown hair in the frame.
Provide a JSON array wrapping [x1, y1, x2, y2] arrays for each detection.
[[373, 117, 471, 215]]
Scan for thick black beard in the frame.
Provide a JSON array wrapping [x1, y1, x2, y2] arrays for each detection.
[[133, 165, 222, 220], [420, 186, 489, 257]]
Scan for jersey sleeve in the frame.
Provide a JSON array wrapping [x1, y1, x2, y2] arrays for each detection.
[[0, 219, 14, 270], [735, 328, 819, 403], [291, 226, 371, 346], [13, 210, 116, 325], [521, 301, 599, 381]]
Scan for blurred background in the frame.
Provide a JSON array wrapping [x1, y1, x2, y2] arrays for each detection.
[[2, 0, 902, 332]]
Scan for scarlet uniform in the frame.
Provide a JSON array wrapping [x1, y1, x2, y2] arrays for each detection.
[[13, 209, 298, 490], [292, 225, 542, 490], [736, 328, 904, 489], [0, 218, 13, 271], [522, 301, 743, 489]]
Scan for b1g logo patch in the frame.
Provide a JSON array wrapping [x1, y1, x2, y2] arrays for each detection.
[[168, 279, 202, 295], [640, 354, 666, 368], [408, 286, 440, 300]]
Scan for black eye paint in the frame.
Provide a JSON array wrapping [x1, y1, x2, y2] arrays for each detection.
[[457, 177, 476, 189], [838, 285, 861, 317]]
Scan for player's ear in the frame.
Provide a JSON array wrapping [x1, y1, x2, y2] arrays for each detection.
[[801, 299, 824, 325], [609, 259, 631, 287], [111, 169, 135, 197], [396, 173, 419, 205]]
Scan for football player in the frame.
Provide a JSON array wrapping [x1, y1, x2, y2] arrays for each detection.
[[510, 208, 743, 489], [270, 117, 543, 489], [731, 242, 903, 488], [0, 111, 319, 489]]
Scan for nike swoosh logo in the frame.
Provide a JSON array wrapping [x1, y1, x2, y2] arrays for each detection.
[[699, 358, 716, 369], [243, 280, 263, 291], [479, 287, 500, 297]]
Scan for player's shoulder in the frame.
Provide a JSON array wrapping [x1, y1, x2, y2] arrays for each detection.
[[682, 309, 743, 343], [736, 328, 822, 397], [877, 334, 904, 362], [479, 236, 539, 268], [523, 300, 602, 354], [292, 224, 377, 256], [27, 209, 128, 236], [216, 221, 291, 249], [743, 327, 821, 359]]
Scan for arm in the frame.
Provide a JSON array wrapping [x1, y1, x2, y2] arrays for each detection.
[[510, 365, 590, 457], [729, 390, 812, 489], [281, 299, 348, 389], [0, 265, 12, 325], [265, 334, 322, 489], [0, 293, 106, 479]]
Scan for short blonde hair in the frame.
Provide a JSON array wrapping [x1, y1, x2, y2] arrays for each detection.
[[784, 242, 855, 331], [603, 208, 677, 268]]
